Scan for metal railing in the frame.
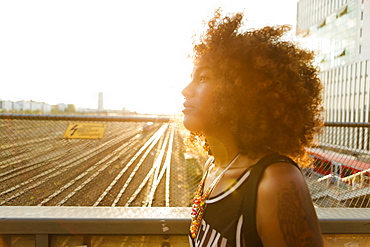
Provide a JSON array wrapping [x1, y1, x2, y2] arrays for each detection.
[[0, 206, 370, 247], [0, 113, 171, 122]]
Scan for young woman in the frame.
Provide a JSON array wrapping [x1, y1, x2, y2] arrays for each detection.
[[182, 10, 324, 247]]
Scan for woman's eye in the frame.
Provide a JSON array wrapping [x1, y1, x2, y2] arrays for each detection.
[[199, 76, 207, 83]]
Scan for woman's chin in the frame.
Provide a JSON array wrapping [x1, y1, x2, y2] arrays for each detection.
[[182, 116, 202, 132]]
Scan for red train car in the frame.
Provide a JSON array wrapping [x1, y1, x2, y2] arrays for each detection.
[[307, 148, 370, 185]]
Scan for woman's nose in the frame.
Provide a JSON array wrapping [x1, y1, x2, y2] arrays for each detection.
[[182, 82, 193, 98]]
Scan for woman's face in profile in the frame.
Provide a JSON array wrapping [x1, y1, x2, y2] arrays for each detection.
[[182, 61, 218, 134]]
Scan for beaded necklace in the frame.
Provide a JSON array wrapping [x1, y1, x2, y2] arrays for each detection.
[[190, 153, 240, 238]]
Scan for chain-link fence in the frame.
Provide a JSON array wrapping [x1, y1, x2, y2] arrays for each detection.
[[0, 114, 203, 208], [1, 115, 370, 208], [308, 122, 370, 208]]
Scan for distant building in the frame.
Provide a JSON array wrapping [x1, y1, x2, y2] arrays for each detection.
[[0, 100, 52, 113], [98, 92, 104, 112], [297, 0, 370, 150], [0, 98, 131, 115], [41, 103, 52, 113], [0, 100, 13, 111], [13, 101, 31, 112], [57, 103, 69, 112], [77, 107, 99, 113]]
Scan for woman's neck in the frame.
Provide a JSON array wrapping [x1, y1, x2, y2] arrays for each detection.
[[205, 132, 268, 171], [205, 134, 239, 168]]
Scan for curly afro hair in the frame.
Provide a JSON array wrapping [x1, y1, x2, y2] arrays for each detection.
[[190, 9, 324, 166]]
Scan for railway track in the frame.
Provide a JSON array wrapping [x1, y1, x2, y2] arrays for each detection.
[[0, 119, 195, 207]]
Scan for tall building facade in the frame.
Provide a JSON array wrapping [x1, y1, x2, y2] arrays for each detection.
[[297, 0, 370, 150]]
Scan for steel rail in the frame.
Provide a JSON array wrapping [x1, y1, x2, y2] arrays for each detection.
[[126, 127, 172, 207], [0, 136, 54, 165], [55, 134, 141, 206], [0, 121, 136, 168], [92, 125, 167, 206], [37, 129, 142, 206], [0, 123, 137, 183], [112, 125, 168, 207], [165, 127, 175, 207], [146, 127, 175, 207], [0, 127, 141, 205], [0, 128, 115, 180]]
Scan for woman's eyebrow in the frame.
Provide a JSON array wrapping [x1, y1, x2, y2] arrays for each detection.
[[191, 66, 213, 78], [198, 66, 213, 71]]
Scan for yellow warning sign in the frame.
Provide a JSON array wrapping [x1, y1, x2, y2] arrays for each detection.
[[63, 123, 107, 139]]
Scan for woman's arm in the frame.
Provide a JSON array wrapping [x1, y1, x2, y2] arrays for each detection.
[[256, 162, 324, 247]]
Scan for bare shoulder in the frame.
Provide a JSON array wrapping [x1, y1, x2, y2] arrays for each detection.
[[255, 162, 324, 247], [257, 162, 308, 201], [260, 162, 305, 189]]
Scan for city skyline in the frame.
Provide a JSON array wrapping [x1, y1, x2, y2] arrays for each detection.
[[0, 93, 137, 113]]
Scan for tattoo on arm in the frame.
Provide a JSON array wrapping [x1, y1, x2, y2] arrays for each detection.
[[277, 181, 320, 247]]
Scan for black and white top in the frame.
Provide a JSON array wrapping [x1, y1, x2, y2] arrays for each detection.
[[189, 168, 251, 247], [189, 153, 298, 247]]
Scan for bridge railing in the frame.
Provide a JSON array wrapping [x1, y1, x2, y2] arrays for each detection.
[[0, 206, 370, 247]]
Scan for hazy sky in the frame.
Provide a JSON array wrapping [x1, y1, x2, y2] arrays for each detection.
[[0, 0, 298, 114]]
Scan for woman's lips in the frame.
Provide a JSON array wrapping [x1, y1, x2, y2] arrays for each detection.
[[182, 102, 195, 112]]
